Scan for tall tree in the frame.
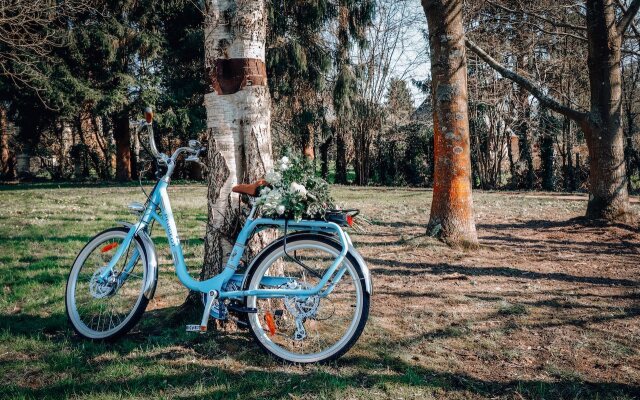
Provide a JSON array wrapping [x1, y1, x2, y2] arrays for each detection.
[[422, 0, 478, 245], [466, 0, 640, 222], [202, 0, 273, 277], [332, 0, 375, 183], [267, 0, 333, 160]]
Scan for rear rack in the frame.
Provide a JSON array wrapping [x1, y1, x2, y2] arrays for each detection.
[[323, 209, 360, 227]]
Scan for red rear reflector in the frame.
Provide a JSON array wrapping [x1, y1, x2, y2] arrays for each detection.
[[346, 215, 354, 227], [264, 311, 276, 336], [101, 243, 118, 253]]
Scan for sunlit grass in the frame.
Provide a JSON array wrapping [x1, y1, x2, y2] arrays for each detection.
[[0, 183, 638, 399]]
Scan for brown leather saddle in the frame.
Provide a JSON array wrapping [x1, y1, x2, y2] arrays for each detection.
[[231, 179, 269, 197]]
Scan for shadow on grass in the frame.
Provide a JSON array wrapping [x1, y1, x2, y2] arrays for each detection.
[[2, 307, 639, 399], [368, 258, 639, 287], [1, 327, 638, 400], [478, 217, 640, 234]]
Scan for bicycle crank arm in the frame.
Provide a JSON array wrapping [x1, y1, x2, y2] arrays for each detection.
[[186, 290, 218, 333]]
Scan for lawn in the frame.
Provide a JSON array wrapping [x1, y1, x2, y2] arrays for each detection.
[[0, 184, 639, 399]]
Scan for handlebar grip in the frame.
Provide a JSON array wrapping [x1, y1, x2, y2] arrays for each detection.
[[144, 107, 153, 123]]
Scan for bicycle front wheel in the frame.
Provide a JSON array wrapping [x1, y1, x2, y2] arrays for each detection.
[[65, 227, 151, 340], [245, 234, 370, 363]]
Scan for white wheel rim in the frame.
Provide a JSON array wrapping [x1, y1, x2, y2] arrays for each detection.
[[66, 230, 147, 339], [247, 240, 363, 363]]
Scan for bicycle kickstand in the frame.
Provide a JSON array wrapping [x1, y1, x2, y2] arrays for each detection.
[[186, 290, 218, 333]]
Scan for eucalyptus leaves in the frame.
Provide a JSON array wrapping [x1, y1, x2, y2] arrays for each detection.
[[256, 155, 334, 221]]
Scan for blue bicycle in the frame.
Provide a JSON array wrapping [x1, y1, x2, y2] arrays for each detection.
[[65, 108, 372, 363]]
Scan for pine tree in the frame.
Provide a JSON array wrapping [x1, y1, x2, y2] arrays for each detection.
[[66, 0, 164, 181], [267, 0, 373, 161], [386, 78, 414, 129]]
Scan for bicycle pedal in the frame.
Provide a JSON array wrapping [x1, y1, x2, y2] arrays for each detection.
[[186, 324, 207, 333]]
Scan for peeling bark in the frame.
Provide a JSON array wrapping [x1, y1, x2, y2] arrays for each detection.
[[202, 0, 273, 278], [422, 0, 478, 246]]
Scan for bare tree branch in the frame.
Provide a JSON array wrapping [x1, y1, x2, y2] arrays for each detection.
[[615, 0, 640, 38], [465, 38, 588, 123], [617, 0, 640, 35], [487, 0, 587, 31], [0, 0, 93, 93]]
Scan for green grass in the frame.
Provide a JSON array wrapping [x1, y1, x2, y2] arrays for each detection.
[[0, 184, 639, 399]]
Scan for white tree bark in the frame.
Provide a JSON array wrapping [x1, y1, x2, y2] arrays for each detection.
[[202, 0, 273, 277]]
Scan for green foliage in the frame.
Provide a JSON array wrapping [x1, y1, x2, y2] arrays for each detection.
[[373, 122, 433, 187], [155, 0, 206, 141], [386, 78, 414, 126], [267, 0, 335, 97]]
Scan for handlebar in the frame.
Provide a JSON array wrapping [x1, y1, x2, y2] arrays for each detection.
[[131, 107, 205, 175]]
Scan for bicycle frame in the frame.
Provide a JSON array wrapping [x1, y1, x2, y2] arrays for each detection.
[[101, 176, 350, 300]]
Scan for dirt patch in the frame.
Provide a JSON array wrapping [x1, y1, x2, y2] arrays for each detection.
[[335, 187, 640, 390]]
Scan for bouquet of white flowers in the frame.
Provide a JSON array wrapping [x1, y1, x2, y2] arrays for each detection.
[[256, 155, 335, 221]]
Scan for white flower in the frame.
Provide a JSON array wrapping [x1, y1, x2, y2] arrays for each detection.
[[290, 182, 307, 197], [276, 205, 285, 215], [260, 187, 271, 195], [279, 156, 290, 171], [265, 171, 281, 184]]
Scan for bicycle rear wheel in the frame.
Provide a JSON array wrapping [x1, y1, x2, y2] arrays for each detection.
[[65, 227, 151, 340], [245, 234, 369, 363]]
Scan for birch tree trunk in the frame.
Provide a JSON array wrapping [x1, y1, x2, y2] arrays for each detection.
[[202, 0, 273, 279], [422, 0, 478, 245]]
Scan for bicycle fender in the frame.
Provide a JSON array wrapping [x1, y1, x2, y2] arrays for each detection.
[[119, 222, 159, 300], [345, 242, 373, 296]]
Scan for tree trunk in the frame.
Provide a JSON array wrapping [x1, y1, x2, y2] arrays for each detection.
[[583, 0, 631, 221], [131, 128, 140, 180], [540, 131, 555, 191], [514, 24, 535, 190], [113, 113, 131, 181], [202, 0, 273, 279], [540, 111, 556, 191], [319, 134, 332, 179], [0, 106, 13, 180], [302, 124, 315, 160], [564, 117, 576, 191], [335, 127, 348, 184], [422, 0, 478, 245]]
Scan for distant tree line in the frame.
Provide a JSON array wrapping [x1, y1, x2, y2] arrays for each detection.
[[0, 0, 639, 198]]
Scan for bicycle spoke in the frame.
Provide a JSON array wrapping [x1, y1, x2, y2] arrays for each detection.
[[68, 230, 147, 339], [248, 239, 365, 362]]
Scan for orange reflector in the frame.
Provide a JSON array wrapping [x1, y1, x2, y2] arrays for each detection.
[[346, 215, 354, 227], [264, 311, 276, 336], [101, 243, 118, 253]]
